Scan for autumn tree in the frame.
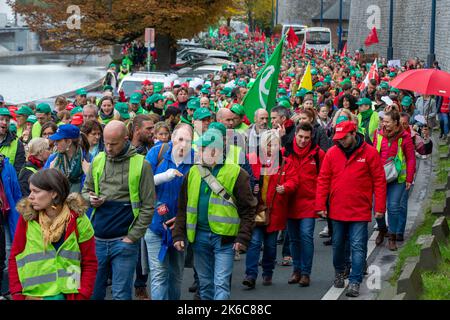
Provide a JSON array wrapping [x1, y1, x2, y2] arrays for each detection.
[[230, 0, 274, 32], [10, 0, 234, 69]]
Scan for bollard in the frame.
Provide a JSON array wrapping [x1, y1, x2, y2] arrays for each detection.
[[432, 216, 449, 244], [416, 235, 441, 271], [397, 256, 422, 300]]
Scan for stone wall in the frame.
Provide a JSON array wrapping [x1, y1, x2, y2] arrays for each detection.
[[347, 0, 450, 70], [277, 0, 335, 26]]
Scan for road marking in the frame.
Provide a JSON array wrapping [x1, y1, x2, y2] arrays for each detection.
[[321, 231, 378, 300]]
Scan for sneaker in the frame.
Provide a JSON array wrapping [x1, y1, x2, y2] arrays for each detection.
[[334, 272, 345, 288], [135, 287, 150, 300], [345, 283, 360, 298], [319, 226, 329, 238], [188, 281, 198, 293], [242, 276, 256, 289], [262, 276, 272, 286], [234, 251, 241, 261], [343, 265, 351, 279]]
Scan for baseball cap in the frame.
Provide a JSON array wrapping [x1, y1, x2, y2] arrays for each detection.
[[356, 97, 372, 106], [333, 121, 357, 141], [76, 88, 88, 96], [70, 106, 83, 116], [401, 96, 413, 107], [208, 122, 227, 136], [0, 108, 11, 117], [16, 106, 34, 117], [49, 124, 80, 141], [278, 100, 291, 108], [379, 82, 390, 89], [71, 113, 84, 126], [230, 104, 245, 116], [142, 79, 152, 86], [194, 129, 223, 149], [115, 102, 130, 120], [129, 92, 143, 104], [187, 98, 200, 110], [36, 103, 52, 114], [146, 94, 164, 105], [26, 115, 37, 124], [193, 108, 212, 121]]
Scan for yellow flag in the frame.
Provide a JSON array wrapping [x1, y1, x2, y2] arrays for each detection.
[[298, 62, 313, 91]]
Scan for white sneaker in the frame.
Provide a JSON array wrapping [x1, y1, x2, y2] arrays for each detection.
[[319, 226, 329, 238]]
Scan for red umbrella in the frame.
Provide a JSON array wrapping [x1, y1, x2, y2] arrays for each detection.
[[389, 69, 450, 96]]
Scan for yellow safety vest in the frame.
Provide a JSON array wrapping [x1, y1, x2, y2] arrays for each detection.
[[376, 134, 407, 183], [0, 137, 18, 165], [32, 122, 42, 139], [15, 215, 94, 297], [358, 111, 379, 143], [186, 164, 241, 243], [90, 152, 144, 228]]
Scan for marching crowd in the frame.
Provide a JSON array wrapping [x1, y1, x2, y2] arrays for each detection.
[[0, 34, 447, 301]]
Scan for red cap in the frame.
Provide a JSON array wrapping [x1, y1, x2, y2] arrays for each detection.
[[333, 121, 357, 141], [71, 113, 83, 126], [142, 80, 152, 86], [66, 103, 75, 111], [284, 77, 292, 84]]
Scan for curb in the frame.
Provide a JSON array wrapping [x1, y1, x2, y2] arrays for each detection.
[[431, 216, 449, 244]]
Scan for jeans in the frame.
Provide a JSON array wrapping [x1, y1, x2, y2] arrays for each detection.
[[145, 229, 185, 300], [439, 112, 449, 136], [245, 226, 277, 280], [287, 218, 315, 276], [134, 238, 149, 288], [192, 230, 235, 300], [92, 238, 139, 300], [382, 182, 408, 235], [281, 230, 291, 257], [332, 221, 368, 284]]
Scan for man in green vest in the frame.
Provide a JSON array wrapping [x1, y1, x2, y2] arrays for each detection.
[[74, 88, 88, 108], [129, 92, 148, 118], [32, 103, 52, 139], [0, 107, 25, 173], [15, 105, 34, 139], [357, 97, 379, 145], [173, 128, 257, 300], [82, 120, 155, 300], [230, 104, 249, 135]]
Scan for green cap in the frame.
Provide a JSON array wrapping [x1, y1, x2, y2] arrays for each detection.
[[305, 90, 314, 95], [389, 72, 397, 77], [288, 72, 295, 77], [340, 78, 352, 86], [221, 63, 228, 71], [390, 87, 400, 94], [26, 115, 37, 124], [193, 107, 212, 121], [278, 100, 291, 108], [187, 98, 200, 110], [277, 96, 290, 103], [401, 96, 413, 107], [36, 103, 52, 114], [16, 105, 34, 116], [103, 85, 113, 92], [208, 122, 226, 136], [278, 88, 287, 95], [0, 108, 11, 117], [76, 88, 87, 96], [9, 122, 17, 133], [237, 81, 247, 87], [115, 102, 130, 120], [130, 92, 143, 104], [70, 106, 83, 116], [323, 76, 332, 84], [153, 83, 163, 93], [200, 88, 210, 95], [311, 69, 318, 75], [379, 82, 389, 89], [296, 88, 307, 97], [247, 80, 255, 89], [202, 84, 211, 89], [146, 94, 164, 105], [230, 104, 245, 116], [194, 129, 223, 149], [356, 97, 372, 106], [314, 82, 324, 88]]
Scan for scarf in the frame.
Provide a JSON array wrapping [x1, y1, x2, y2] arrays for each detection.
[[360, 108, 374, 121], [39, 204, 71, 248], [99, 110, 114, 122], [53, 147, 83, 184], [293, 139, 312, 160], [28, 155, 44, 169]]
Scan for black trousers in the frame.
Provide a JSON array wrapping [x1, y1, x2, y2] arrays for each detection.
[[0, 214, 6, 294]]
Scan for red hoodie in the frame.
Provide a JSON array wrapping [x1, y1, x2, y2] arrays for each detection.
[[316, 139, 387, 221]]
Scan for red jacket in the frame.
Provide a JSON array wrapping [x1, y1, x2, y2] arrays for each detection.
[[315, 138, 387, 222], [288, 143, 325, 219], [249, 152, 299, 233], [9, 194, 97, 300], [372, 129, 416, 184]]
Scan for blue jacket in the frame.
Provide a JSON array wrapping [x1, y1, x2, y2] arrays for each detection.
[[1, 157, 22, 240], [145, 142, 194, 237]]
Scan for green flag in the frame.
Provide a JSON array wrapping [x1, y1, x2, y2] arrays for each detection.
[[242, 35, 285, 123], [209, 26, 218, 38]]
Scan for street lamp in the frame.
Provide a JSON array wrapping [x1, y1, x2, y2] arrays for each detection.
[[427, 0, 437, 68], [338, 0, 343, 51], [387, 0, 394, 61], [320, 0, 323, 27]]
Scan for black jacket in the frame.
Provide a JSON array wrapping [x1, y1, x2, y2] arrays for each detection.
[[0, 132, 25, 175], [18, 161, 39, 197]]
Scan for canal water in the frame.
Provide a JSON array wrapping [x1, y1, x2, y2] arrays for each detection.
[[0, 53, 110, 104]]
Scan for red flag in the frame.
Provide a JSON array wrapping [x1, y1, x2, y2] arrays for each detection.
[[255, 26, 260, 35], [287, 27, 299, 49], [364, 27, 379, 47], [359, 59, 379, 90], [261, 32, 266, 42], [322, 48, 328, 59], [245, 26, 249, 35], [270, 34, 275, 44], [219, 26, 229, 37], [300, 38, 306, 56], [340, 43, 347, 57]]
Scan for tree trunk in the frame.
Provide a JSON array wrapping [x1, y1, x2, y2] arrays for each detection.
[[155, 33, 176, 71]]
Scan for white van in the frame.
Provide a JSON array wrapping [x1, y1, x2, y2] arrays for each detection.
[[281, 24, 308, 41], [118, 72, 179, 97]]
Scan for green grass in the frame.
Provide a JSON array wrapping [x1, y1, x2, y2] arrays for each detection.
[[436, 159, 450, 184], [438, 144, 449, 155], [390, 208, 435, 285], [432, 191, 445, 205], [421, 242, 450, 300]]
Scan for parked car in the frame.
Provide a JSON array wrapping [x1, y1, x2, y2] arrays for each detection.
[[118, 71, 179, 97]]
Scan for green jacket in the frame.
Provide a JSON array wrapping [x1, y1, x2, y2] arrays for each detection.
[[81, 144, 156, 242]]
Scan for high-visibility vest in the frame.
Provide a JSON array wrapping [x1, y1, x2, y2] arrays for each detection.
[[32, 122, 42, 139], [225, 144, 242, 165], [0, 137, 18, 165], [186, 164, 241, 243], [234, 123, 249, 135], [358, 111, 379, 143], [90, 152, 144, 227], [376, 134, 407, 183], [15, 214, 94, 297], [24, 166, 38, 174]]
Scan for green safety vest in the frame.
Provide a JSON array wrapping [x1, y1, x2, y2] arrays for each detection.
[[225, 144, 242, 165], [376, 134, 407, 183], [32, 122, 42, 139], [234, 123, 249, 135], [17, 126, 24, 139], [358, 111, 379, 143], [15, 214, 94, 297], [186, 164, 241, 243], [25, 166, 38, 174], [0, 138, 18, 165], [90, 152, 144, 226]]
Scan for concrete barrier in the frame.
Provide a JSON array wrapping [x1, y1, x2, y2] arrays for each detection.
[[431, 204, 445, 216], [396, 256, 422, 300], [432, 216, 449, 244], [435, 183, 448, 192], [416, 235, 441, 271], [440, 152, 449, 160]]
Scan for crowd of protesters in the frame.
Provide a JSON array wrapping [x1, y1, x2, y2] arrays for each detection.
[[0, 32, 446, 301]]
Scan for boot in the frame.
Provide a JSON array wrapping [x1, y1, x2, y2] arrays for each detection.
[[375, 228, 387, 246], [388, 233, 397, 251]]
